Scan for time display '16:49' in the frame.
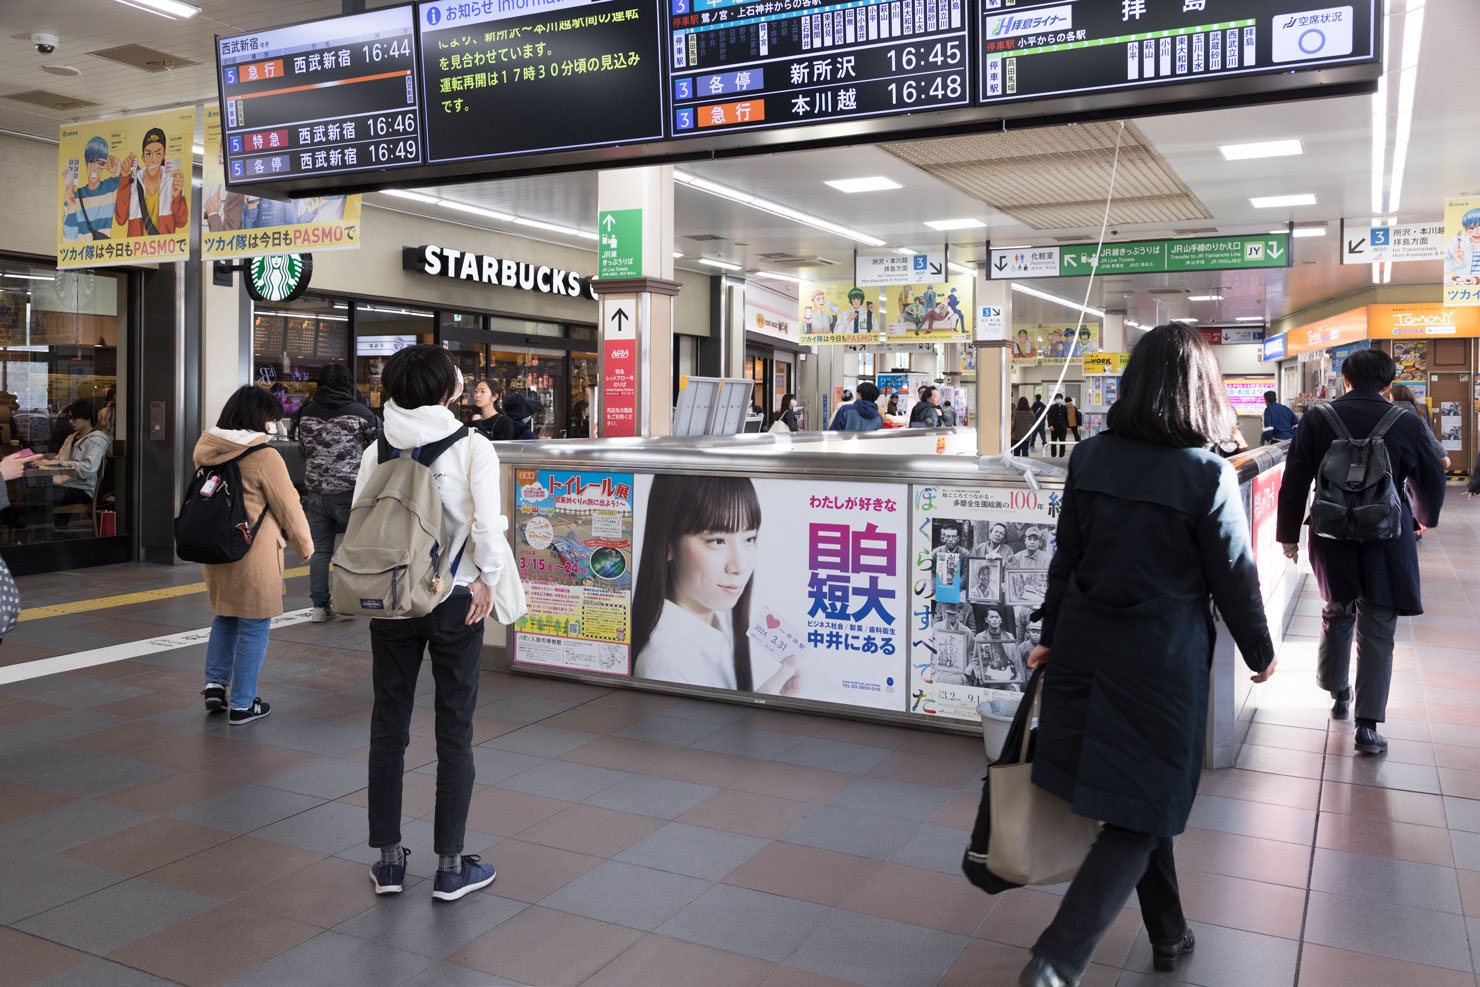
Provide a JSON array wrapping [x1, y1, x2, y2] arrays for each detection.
[[368, 139, 417, 163]]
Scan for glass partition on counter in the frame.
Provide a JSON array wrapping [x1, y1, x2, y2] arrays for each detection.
[[252, 294, 351, 414]]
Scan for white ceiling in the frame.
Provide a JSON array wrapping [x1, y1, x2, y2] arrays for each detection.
[[1, 0, 1473, 326]]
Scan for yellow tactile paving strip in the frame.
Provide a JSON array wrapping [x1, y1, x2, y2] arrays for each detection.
[[18, 566, 310, 621]]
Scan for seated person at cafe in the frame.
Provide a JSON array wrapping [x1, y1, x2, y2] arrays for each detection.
[[37, 400, 111, 508]]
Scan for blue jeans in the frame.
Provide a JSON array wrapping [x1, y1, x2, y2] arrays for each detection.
[[302, 491, 353, 608], [203, 616, 272, 709]]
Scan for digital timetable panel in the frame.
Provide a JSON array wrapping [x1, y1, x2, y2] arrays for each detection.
[[666, 0, 971, 136], [418, 0, 666, 163], [217, 7, 423, 183], [978, 0, 1378, 107]]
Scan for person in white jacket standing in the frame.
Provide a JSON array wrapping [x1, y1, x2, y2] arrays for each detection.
[[358, 345, 505, 903]]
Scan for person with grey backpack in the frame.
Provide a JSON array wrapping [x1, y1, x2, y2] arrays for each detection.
[[1276, 348, 1445, 756], [339, 345, 505, 903]]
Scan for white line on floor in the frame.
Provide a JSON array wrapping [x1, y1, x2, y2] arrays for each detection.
[[0, 609, 315, 686]]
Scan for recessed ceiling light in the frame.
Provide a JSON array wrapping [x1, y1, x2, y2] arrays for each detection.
[[753, 270, 805, 283], [1292, 227, 1328, 238], [382, 189, 438, 204], [1250, 193, 1317, 208], [673, 251, 684, 258], [924, 218, 985, 231], [1177, 317, 1200, 323], [824, 176, 902, 194], [1218, 139, 1303, 160], [1235, 316, 1265, 322], [112, 0, 201, 18], [894, 247, 917, 256], [1188, 294, 1223, 301], [699, 258, 741, 271]]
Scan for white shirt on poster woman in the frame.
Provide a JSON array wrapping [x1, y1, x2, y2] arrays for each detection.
[[634, 601, 737, 690]]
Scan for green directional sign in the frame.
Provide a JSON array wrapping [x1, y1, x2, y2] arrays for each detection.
[[597, 209, 643, 280], [992, 234, 1291, 280]]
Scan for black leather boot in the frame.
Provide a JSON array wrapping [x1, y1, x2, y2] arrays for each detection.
[[1355, 724, 1388, 754], [1019, 953, 1078, 987], [1152, 928, 1196, 972]]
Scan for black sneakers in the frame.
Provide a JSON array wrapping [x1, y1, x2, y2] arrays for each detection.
[[229, 698, 271, 726], [1152, 928, 1196, 973], [202, 684, 226, 714], [371, 849, 409, 895]]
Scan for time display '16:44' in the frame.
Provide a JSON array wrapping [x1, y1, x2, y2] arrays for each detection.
[[362, 37, 412, 63]]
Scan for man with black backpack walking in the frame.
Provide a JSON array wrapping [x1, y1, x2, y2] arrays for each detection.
[[1277, 348, 1445, 755]]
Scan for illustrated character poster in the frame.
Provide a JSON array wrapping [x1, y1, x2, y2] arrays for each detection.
[[799, 282, 884, 344], [909, 484, 1058, 720], [630, 475, 909, 711], [201, 107, 362, 260], [1035, 323, 1101, 364], [512, 469, 635, 675], [884, 281, 973, 342], [1443, 195, 1480, 307], [57, 108, 195, 269]]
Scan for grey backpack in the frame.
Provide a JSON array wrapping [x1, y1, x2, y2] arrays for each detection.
[[1308, 403, 1407, 543], [331, 427, 467, 618]]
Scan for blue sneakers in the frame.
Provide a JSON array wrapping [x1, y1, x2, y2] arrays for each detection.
[[432, 855, 496, 902], [370, 849, 409, 895]]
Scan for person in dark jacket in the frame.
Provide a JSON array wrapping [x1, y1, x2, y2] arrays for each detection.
[[1044, 393, 1069, 456], [289, 363, 378, 622], [467, 379, 514, 441], [500, 392, 538, 440], [1261, 390, 1298, 442], [1276, 348, 1445, 755], [829, 382, 882, 431], [773, 393, 800, 432], [909, 386, 942, 428], [1020, 324, 1276, 987], [1010, 396, 1036, 454], [1030, 393, 1048, 450]]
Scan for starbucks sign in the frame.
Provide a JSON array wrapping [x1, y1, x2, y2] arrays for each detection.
[[247, 253, 312, 303]]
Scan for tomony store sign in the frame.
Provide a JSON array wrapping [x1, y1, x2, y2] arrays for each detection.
[[403, 245, 597, 300]]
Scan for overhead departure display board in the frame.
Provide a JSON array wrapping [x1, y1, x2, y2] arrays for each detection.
[[978, 0, 1378, 108], [418, 0, 666, 163], [666, 0, 971, 136], [217, 7, 422, 183]]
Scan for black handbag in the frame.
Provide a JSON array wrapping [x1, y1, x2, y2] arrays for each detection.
[[961, 664, 1044, 895]]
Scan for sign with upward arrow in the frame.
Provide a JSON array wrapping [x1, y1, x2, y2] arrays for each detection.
[[597, 209, 642, 279], [605, 297, 636, 340]]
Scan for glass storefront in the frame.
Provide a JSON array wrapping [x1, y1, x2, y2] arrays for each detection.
[[252, 296, 351, 415]]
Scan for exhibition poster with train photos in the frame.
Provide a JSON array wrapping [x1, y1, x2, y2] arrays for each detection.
[[909, 484, 1057, 720], [512, 469, 634, 676]]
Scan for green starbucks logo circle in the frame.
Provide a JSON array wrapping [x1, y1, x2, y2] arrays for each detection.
[[247, 253, 312, 303]]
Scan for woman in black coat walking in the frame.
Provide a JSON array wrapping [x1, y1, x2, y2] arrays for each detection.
[[1019, 324, 1277, 987]]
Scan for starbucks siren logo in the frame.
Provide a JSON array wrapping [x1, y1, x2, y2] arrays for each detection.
[[247, 253, 312, 303]]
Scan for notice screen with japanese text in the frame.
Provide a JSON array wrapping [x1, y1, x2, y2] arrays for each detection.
[[217, 6, 423, 183], [418, 0, 666, 162]]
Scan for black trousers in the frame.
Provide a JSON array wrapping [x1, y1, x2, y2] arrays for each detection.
[[1033, 824, 1186, 978], [1317, 599, 1398, 723], [1048, 428, 1067, 457], [367, 589, 483, 855]]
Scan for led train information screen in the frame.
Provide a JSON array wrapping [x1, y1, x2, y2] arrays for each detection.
[[417, 0, 666, 163], [217, 7, 422, 182], [978, 0, 1378, 107], [666, 0, 971, 136]]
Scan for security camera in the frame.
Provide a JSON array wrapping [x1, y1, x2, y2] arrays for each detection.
[[32, 34, 58, 55]]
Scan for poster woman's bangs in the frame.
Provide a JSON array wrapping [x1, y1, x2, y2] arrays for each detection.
[[669, 475, 762, 537]]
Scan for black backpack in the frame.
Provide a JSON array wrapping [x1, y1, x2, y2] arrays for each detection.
[[1308, 403, 1407, 543], [174, 445, 269, 564]]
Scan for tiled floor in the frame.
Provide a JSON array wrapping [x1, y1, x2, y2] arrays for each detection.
[[2, 495, 1479, 986]]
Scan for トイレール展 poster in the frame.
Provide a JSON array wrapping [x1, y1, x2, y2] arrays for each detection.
[[630, 475, 910, 711], [57, 108, 196, 269], [884, 281, 972, 342], [512, 469, 634, 676], [1443, 195, 1480, 307], [909, 483, 1058, 721], [201, 107, 362, 260], [799, 282, 884, 344]]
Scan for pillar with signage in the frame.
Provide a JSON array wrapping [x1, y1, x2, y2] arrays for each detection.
[[593, 167, 678, 438], [973, 275, 1011, 456]]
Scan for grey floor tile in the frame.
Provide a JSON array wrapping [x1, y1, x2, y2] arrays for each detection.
[[31, 754, 176, 798], [15, 877, 217, 954], [0, 742, 108, 784], [0, 854, 123, 924], [615, 821, 768, 880], [1121, 922, 1299, 986], [1444, 796, 1480, 834], [657, 699, 755, 724], [400, 962, 523, 986], [145, 706, 237, 734], [776, 737, 893, 774], [222, 930, 434, 987], [1309, 847, 1462, 913], [1303, 889, 1472, 972], [0, 675, 150, 709], [32, 958, 180, 987], [0, 798, 152, 856], [170, 784, 326, 833], [1323, 757, 1444, 795], [259, 758, 369, 800], [540, 859, 710, 931], [496, 760, 629, 801], [240, 715, 369, 756], [415, 747, 546, 785], [483, 724, 601, 758], [785, 910, 969, 987], [827, 777, 958, 821], [583, 774, 721, 819], [891, 823, 970, 874], [655, 883, 834, 962], [333, 890, 526, 959], [479, 694, 579, 724], [781, 805, 921, 860], [0, 708, 126, 747], [1452, 829, 1480, 871], [1184, 795, 1317, 845], [336, 820, 502, 879], [691, 725, 807, 760], [612, 714, 728, 747], [252, 799, 368, 854]]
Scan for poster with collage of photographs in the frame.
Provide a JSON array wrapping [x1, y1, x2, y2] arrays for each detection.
[[909, 485, 1057, 721]]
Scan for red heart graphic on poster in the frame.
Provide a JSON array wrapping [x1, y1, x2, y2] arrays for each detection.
[[765, 614, 780, 629]]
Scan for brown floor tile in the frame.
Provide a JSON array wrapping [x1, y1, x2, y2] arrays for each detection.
[[1420, 671, 1480, 693], [722, 842, 881, 906], [475, 838, 603, 902], [99, 769, 243, 814], [975, 888, 1140, 968], [866, 749, 984, 790], [91, 690, 200, 720], [288, 693, 373, 722], [733, 709, 826, 736], [208, 745, 322, 787], [646, 747, 768, 788], [677, 789, 816, 840], [463, 788, 569, 836], [1319, 780, 1449, 827], [583, 934, 773, 987], [1316, 812, 1455, 866], [62, 720, 193, 756], [931, 791, 980, 831], [0, 927, 90, 986], [537, 704, 648, 735], [1434, 743, 1480, 771], [559, 735, 680, 772], [524, 679, 613, 702], [146, 835, 323, 899], [0, 698, 68, 727], [1296, 942, 1476, 987], [237, 855, 389, 928], [587, 690, 680, 713], [759, 968, 865, 987], [1428, 703, 1480, 727], [1244, 721, 1330, 753], [514, 802, 664, 857], [938, 939, 1120, 987], [411, 713, 522, 745], [108, 900, 319, 987], [61, 817, 235, 876], [337, 769, 435, 817], [896, 730, 987, 762], [448, 905, 642, 984], [0, 782, 75, 826], [1457, 868, 1480, 917], [1175, 827, 1314, 889], [729, 760, 856, 803], [1324, 733, 1438, 766], [808, 719, 914, 749], [1178, 868, 1306, 939], [341, 733, 439, 769], [128, 732, 246, 770], [1198, 767, 1321, 810], [1439, 766, 1480, 800], [841, 861, 995, 935]]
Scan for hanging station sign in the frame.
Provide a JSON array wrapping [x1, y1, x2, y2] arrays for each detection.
[[989, 234, 1292, 280], [402, 244, 598, 299]]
